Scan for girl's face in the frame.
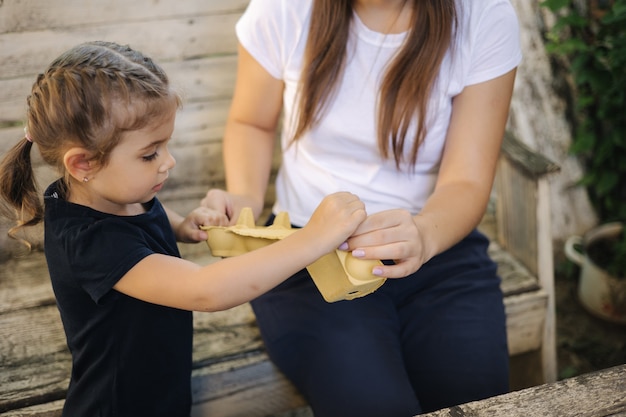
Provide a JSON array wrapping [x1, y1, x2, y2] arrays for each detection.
[[85, 107, 177, 216]]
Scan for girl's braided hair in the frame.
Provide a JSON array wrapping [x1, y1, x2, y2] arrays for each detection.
[[0, 41, 181, 247]]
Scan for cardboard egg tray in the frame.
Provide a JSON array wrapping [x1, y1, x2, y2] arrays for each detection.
[[201, 208, 386, 302]]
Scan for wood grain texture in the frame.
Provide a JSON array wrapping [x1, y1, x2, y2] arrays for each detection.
[[497, 133, 559, 383], [421, 365, 626, 417], [0, 0, 249, 34]]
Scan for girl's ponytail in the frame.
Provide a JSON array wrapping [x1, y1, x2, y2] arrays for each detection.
[[0, 135, 43, 248]]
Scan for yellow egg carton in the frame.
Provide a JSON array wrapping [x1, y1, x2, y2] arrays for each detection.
[[201, 208, 387, 302]]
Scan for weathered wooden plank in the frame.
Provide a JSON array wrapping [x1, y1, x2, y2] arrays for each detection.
[[496, 132, 559, 383], [191, 355, 307, 417], [0, 306, 67, 364], [501, 131, 561, 179], [0, 99, 230, 160], [535, 178, 557, 383], [168, 55, 238, 102], [422, 364, 626, 417], [0, 14, 240, 80], [0, 353, 68, 414], [0, 357, 306, 417], [0, 254, 55, 313], [166, 144, 225, 188], [192, 305, 264, 364], [0, 55, 237, 124], [0, 77, 29, 125], [488, 242, 539, 297], [0, 0, 249, 34], [504, 292, 547, 356], [492, 240, 546, 356], [0, 355, 302, 417], [496, 156, 539, 275], [0, 399, 64, 417], [173, 99, 231, 142]]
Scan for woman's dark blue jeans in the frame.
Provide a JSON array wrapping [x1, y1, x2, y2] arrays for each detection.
[[250, 228, 509, 417]]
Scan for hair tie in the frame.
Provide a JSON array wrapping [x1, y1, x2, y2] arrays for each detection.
[[24, 127, 33, 143]]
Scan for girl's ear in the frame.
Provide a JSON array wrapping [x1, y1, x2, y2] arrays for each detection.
[[63, 147, 95, 182]]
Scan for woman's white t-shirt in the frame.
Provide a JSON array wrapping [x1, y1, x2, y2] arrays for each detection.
[[236, 0, 522, 226]]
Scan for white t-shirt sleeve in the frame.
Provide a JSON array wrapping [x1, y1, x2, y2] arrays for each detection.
[[465, 0, 522, 86], [235, 0, 285, 79], [236, 0, 312, 81]]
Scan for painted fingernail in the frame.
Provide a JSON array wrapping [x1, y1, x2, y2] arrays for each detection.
[[338, 242, 349, 250], [352, 249, 365, 258]]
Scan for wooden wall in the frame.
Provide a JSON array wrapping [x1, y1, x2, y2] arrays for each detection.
[[0, 0, 259, 257]]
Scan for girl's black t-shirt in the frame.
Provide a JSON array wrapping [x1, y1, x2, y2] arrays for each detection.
[[44, 180, 192, 417]]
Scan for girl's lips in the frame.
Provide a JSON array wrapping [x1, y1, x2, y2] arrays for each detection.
[[153, 182, 164, 192]]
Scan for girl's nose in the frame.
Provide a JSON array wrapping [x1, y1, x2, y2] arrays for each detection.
[[160, 148, 176, 172]]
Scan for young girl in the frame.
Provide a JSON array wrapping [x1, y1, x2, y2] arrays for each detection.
[[201, 0, 521, 415], [0, 41, 366, 417]]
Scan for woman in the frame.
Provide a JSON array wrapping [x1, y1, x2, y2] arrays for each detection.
[[202, 0, 521, 415]]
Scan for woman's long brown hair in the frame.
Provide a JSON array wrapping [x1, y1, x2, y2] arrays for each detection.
[[292, 0, 458, 168]]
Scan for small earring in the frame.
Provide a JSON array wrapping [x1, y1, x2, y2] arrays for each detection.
[[83, 177, 89, 183]]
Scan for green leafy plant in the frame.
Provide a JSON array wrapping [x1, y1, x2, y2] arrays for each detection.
[[543, 0, 626, 278]]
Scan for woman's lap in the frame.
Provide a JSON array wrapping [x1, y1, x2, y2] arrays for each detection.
[[250, 229, 509, 416]]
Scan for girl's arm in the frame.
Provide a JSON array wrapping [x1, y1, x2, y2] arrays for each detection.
[[201, 43, 284, 222], [114, 192, 366, 311], [347, 69, 517, 278]]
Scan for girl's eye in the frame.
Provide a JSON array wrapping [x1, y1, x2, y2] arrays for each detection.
[[142, 151, 159, 162]]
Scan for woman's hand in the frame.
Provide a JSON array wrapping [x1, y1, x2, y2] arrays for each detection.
[[200, 188, 235, 223], [346, 209, 430, 278], [200, 188, 264, 226], [173, 206, 230, 243]]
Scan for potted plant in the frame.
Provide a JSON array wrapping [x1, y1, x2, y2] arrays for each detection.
[[565, 223, 626, 323], [543, 0, 626, 323]]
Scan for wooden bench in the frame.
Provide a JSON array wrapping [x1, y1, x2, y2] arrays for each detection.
[[421, 364, 626, 417], [0, 133, 560, 417]]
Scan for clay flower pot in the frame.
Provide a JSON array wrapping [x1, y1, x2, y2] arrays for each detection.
[[565, 222, 626, 324]]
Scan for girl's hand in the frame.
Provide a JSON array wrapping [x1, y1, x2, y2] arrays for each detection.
[[304, 192, 367, 254], [346, 209, 429, 278], [174, 206, 230, 243]]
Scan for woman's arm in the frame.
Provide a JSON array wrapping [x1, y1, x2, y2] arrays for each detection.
[[201, 43, 284, 222], [348, 69, 517, 278], [114, 192, 365, 312]]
